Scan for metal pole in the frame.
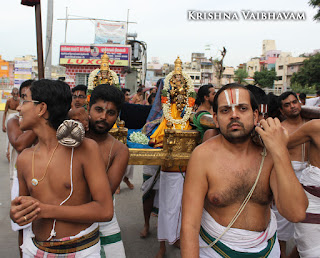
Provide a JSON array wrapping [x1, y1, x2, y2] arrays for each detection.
[[126, 9, 129, 43], [35, 3, 44, 79], [64, 7, 68, 43], [45, 0, 53, 79]]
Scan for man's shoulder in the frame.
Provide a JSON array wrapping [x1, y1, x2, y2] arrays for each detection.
[[17, 147, 34, 166]]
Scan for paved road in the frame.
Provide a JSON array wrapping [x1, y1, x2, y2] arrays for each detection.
[[0, 111, 180, 257]]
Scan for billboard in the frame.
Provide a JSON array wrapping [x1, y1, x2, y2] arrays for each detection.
[[94, 21, 127, 45], [14, 60, 32, 87], [59, 44, 131, 67]]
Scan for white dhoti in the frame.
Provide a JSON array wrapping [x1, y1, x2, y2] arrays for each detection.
[[294, 164, 320, 257], [141, 165, 160, 213], [123, 165, 134, 180], [21, 223, 100, 257], [157, 171, 185, 244], [99, 199, 126, 258], [199, 209, 280, 257], [271, 160, 308, 241]]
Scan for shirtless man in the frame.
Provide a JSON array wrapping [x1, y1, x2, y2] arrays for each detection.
[[2, 87, 20, 132], [71, 84, 87, 109], [3, 87, 20, 160], [10, 79, 114, 257], [181, 83, 308, 257], [288, 119, 320, 257], [276, 91, 309, 257], [7, 80, 37, 256], [131, 88, 144, 105], [87, 84, 129, 257]]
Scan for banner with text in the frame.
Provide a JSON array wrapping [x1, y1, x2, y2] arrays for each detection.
[[14, 60, 32, 87], [59, 45, 131, 66], [94, 21, 127, 45]]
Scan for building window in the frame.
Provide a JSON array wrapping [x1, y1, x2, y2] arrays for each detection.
[[196, 76, 200, 80], [75, 73, 90, 86], [190, 76, 194, 79], [1, 65, 8, 70], [278, 65, 283, 70]]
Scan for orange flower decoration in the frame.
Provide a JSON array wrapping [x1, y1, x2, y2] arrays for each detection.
[[161, 96, 168, 104], [87, 94, 91, 104], [188, 97, 195, 107]]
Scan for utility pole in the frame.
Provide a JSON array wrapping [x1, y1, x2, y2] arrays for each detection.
[[45, 0, 54, 79], [35, 3, 44, 79], [64, 7, 68, 43]]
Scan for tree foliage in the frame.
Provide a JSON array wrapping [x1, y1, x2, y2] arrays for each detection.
[[309, 0, 320, 21], [234, 69, 248, 84], [291, 53, 320, 89], [290, 82, 317, 94], [253, 68, 277, 88]]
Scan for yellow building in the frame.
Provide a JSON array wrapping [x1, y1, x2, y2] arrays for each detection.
[[0, 55, 10, 79]]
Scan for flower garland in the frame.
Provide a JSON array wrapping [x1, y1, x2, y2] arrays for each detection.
[[129, 131, 149, 145], [162, 71, 195, 130], [87, 68, 119, 90]]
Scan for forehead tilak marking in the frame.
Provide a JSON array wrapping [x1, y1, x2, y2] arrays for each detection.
[[223, 89, 239, 111]]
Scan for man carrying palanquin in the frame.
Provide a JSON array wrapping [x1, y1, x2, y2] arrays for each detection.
[[181, 83, 308, 258], [10, 79, 114, 257], [149, 57, 196, 258]]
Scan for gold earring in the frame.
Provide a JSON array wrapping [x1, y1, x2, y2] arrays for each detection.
[[38, 114, 41, 117]]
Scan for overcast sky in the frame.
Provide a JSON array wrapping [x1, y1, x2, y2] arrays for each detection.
[[1, 0, 319, 68]]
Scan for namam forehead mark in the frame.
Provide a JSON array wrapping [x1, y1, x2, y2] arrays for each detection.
[[73, 90, 85, 96], [218, 88, 251, 111]]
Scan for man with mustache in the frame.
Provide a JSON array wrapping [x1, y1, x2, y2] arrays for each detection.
[[87, 84, 129, 257], [273, 91, 309, 257], [181, 83, 308, 257]]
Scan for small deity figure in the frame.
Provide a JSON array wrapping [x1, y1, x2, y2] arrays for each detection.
[[94, 52, 114, 87], [149, 56, 194, 148]]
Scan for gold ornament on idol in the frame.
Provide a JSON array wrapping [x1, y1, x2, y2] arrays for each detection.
[[31, 142, 59, 186]]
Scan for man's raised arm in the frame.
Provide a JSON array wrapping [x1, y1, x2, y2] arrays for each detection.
[[181, 147, 208, 258]]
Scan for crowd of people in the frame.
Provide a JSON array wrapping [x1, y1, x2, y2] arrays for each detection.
[[2, 78, 320, 257]]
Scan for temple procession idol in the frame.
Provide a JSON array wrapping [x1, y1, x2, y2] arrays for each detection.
[[149, 56, 195, 148]]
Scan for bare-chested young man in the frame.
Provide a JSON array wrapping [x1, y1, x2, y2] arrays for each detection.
[[288, 119, 320, 257], [86, 84, 129, 257], [275, 91, 309, 257], [10, 79, 114, 257], [181, 83, 308, 257], [7, 80, 37, 257]]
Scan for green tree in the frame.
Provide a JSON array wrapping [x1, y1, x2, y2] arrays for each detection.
[[309, 0, 320, 21], [291, 53, 320, 89], [253, 68, 277, 88], [234, 69, 248, 84], [290, 82, 317, 94]]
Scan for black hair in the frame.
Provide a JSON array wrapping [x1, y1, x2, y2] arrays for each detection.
[[19, 79, 35, 96], [278, 91, 298, 109], [196, 84, 214, 104], [212, 83, 258, 114], [137, 88, 143, 93], [299, 93, 306, 100], [72, 84, 87, 94], [316, 90, 320, 96], [148, 93, 156, 105], [89, 84, 124, 112], [30, 79, 72, 130], [121, 88, 130, 94]]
